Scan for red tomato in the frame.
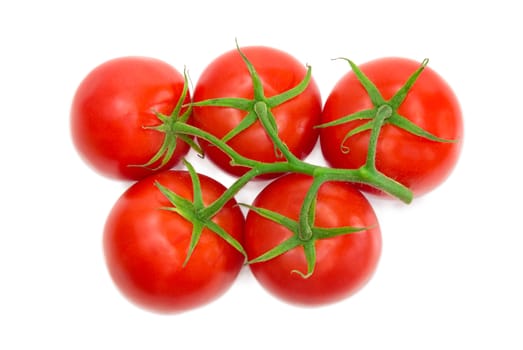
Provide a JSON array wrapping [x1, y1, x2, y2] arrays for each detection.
[[71, 57, 190, 181], [192, 46, 322, 177], [103, 170, 244, 313], [320, 57, 463, 197], [244, 174, 381, 306]]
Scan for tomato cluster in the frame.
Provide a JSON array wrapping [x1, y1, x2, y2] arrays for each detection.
[[70, 42, 463, 313]]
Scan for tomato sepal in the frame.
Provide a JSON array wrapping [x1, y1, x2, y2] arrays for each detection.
[[190, 41, 313, 154], [317, 57, 458, 154], [132, 69, 202, 171], [155, 159, 246, 265], [240, 197, 371, 279]]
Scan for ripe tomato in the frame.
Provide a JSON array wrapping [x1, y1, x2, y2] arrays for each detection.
[[103, 170, 244, 313], [244, 173, 381, 306], [192, 46, 322, 177], [71, 57, 190, 181], [320, 57, 463, 197]]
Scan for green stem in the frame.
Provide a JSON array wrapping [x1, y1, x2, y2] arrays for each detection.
[[356, 167, 412, 202], [203, 160, 300, 218], [365, 104, 392, 169], [254, 101, 299, 163], [174, 120, 412, 203], [201, 168, 259, 218], [174, 122, 259, 169], [298, 176, 325, 241]]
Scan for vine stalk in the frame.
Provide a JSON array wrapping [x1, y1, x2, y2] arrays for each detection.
[[143, 43, 437, 276]]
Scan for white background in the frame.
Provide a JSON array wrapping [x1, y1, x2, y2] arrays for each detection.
[[1, 0, 522, 349]]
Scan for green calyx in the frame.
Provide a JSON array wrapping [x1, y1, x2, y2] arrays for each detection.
[[133, 69, 202, 170], [316, 57, 457, 154], [190, 39, 312, 159], [240, 177, 371, 278], [155, 159, 246, 266]]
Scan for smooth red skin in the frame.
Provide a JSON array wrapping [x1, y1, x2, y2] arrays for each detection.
[[71, 57, 191, 181], [320, 57, 463, 197], [192, 46, 322, 178], [104, 170, 245, 314], [244, 174, 381, 306]]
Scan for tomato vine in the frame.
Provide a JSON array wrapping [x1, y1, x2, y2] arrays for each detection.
[[141, 41, 458, 278]]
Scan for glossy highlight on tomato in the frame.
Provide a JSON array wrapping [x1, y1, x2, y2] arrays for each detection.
[[244, 174, 381, 306], [103, 170, 245, 314], [71, 57, 190, 180], [192, 46, 322, 177], [320, 57, 463, 197]]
